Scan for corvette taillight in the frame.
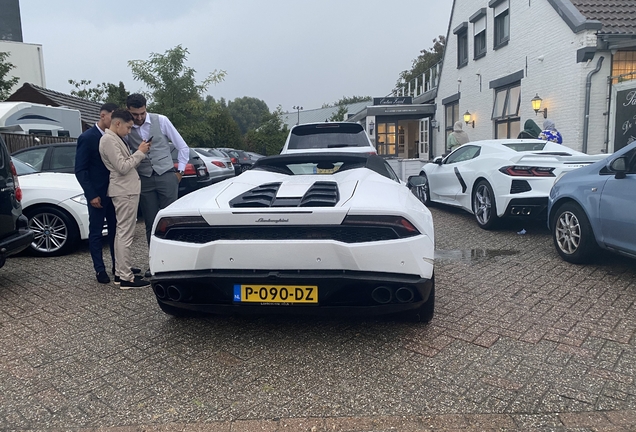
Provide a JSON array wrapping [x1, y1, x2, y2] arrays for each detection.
[[154, 216, 208, 239], [342, 215, 420, 237], [499, 166, 555, 177], [9, 161, 22, 202]]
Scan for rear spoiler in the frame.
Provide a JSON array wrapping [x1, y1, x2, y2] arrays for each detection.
[[510, 152, 608, 165]]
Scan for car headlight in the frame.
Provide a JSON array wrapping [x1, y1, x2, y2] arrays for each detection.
[[70, 194, 88, 205]]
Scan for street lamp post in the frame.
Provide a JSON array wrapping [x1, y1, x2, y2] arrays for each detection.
[[292, 105, 303, 125]]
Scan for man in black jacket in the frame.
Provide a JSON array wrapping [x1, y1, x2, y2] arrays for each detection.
[[75, 103, 119, 283]]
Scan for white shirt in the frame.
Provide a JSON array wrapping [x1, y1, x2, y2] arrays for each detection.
[[132, 113, 189, 172]]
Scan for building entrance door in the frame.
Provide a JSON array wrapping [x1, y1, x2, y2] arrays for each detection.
[[419, 118, 430, 160]]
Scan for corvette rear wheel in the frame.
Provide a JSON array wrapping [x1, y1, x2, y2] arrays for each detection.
[[552, 202, 598, 264], [472, 180, 499, 230]]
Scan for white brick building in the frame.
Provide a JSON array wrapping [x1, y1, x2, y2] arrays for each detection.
[[433, 0, 636, 156]]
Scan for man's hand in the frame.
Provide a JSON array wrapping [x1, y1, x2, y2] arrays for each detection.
[[175, 172, 183, 183], [90, 197, 102, 208], [139, 140, 151, 153]]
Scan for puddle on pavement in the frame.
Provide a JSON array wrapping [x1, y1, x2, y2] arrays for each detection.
[[434, 249, 519, 262]]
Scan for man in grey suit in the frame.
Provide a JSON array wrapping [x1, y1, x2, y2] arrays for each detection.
[[99, 109, 151, 289], [126, 94, 190, 253]]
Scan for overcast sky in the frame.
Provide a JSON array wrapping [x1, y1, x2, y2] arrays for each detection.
[[19, 0, 452, 112]]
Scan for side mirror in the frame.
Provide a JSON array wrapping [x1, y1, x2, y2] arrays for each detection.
[[609, 157, 628, 179], [407, 175, 426, 188], [433, 156, 443, 166]]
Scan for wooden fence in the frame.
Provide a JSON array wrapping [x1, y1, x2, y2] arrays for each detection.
[[1, 133, 77, 154]]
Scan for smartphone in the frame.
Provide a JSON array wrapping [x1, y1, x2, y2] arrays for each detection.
[[146, 136, 153, 143]]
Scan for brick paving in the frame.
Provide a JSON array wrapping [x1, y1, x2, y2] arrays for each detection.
[[0, 205, 635, 431]]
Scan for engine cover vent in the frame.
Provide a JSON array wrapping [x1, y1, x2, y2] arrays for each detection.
[[230, 181, 340, 208]]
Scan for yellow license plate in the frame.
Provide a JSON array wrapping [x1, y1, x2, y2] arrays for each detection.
[[233, 284, 318, 304]]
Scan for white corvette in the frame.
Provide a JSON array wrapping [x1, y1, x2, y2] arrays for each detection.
[[419, 139, 607, 229], [149, 153, 435, 321], [12, 157, 90, 256]]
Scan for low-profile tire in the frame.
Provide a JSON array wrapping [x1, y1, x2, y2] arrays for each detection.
[[157, 299, 194, 317], [24, 206, 80, 257], [551, 201, 598, 264], [414, 276, 435, 323], [472, 180, 499, 230]]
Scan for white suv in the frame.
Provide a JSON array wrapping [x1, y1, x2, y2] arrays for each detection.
[[280, 122, 376, 155]]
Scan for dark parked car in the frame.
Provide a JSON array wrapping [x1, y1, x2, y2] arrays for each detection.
[[216, 148, 254, 175], [0, 136, 34, 269], [170, 147, 215, 197], [12, 142, 77, 173]]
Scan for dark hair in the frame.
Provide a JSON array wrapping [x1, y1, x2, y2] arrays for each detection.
[[126, 93, 147, 109], [100, 102, 118, 113], [111, 109, 133, 123]]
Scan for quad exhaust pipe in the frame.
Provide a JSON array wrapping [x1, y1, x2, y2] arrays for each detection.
[[371, 286, 416, 304], [153, 284, 187, 302]]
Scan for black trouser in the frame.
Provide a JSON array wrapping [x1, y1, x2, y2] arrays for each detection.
[[87, 196, 116, 273]]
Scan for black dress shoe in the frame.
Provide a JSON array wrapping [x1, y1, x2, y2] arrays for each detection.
[[144, 269, 151, 278], [96, 271, 110, 284], [114, 274, 144, 285], [113, 267, 142, 275]]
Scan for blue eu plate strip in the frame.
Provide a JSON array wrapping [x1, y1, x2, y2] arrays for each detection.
[[233, 284, 241, 302]]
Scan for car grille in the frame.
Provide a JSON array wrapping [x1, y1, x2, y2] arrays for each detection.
[[230, 182, 339, 208], [163, 225, 400, 244], [510, 180, 532, 194]]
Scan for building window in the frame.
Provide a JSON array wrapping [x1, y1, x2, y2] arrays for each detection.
[[473, 17, 487, 59], [492, 83, 520, 138], [612, 50, 636, 84], [376, 122, 397, 156], [445, 102, 460, 151], [453, 22, 469, 69], [457, 30, 468, 68], [493, 1, 510, 49]]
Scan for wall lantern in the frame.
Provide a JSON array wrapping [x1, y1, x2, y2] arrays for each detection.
[[368, 120, 375, 135], [531, 94, 548, 118], [463, 111, 475, 128]]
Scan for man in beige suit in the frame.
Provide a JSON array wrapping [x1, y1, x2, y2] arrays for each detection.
[[99, 109, 151, 289]]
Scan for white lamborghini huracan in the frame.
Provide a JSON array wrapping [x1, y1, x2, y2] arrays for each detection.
[[149, 153, 435, 321]]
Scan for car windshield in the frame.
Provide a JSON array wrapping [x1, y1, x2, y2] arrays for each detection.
[[195, 149, 214, 157], [253, 153, 383, 177], [503, 142, 547, 152], [11, 157, 38, 175], [288, 124, 369, 150]]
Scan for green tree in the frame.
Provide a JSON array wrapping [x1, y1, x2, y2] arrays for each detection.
[[68, 79, 129, 106], [0, 52, 19, 101], [226, 96, 270, 134], [329, 105, 348, 122], [128, 45, 225, 123], [395, 36, 445, 95], [244, 106, 289, 155]]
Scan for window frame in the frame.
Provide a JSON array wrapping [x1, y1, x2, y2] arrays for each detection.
[[457, 29, 469, 68], [444, 101, 460, 152], [492, 0, 510, 50]]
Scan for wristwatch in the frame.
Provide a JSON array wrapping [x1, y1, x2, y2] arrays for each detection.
[[177, 170, 185, 175]]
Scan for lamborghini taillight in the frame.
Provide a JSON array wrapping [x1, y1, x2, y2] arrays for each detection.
[[342, 215, 420, 237], [154, 216, 208, 239]]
